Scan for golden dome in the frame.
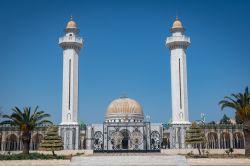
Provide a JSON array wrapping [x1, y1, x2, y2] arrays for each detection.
[[172, 18, 183, 29], [67, 16, 77, 28], [106, 97, 143, 116]]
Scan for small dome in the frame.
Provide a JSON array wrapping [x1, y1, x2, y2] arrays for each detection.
[[66, 16, 77, 28], [172, 18, 183, 29], [106, 97, 144, 122]]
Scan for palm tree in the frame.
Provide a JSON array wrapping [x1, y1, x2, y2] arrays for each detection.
[[0, 106, 52, 154], [219, 87, 250, 156]]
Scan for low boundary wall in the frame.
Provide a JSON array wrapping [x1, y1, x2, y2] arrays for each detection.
[[161, 149, 245, 155]]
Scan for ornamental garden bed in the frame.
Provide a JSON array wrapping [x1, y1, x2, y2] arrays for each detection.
[[185, 154, 246, 158], [0, 153, 66, 160]]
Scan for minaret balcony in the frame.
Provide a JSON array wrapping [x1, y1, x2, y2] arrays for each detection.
[[166, 36, 190, 44], [166, 36, 190, 48], [59, 36, 83, 48]]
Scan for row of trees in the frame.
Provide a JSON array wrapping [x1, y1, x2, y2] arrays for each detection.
[[0, 106, 63, 155], [186, 87, 250, 157], [208, 113, 243, 125]]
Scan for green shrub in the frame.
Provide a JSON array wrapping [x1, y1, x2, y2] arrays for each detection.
[[187, 151, 194, 156], [229, 148, 234, 154], [0, 153, 65, 160], [76, 152, 84, 156], [225, 148, 234, 157], [205, 150, 209, 156]]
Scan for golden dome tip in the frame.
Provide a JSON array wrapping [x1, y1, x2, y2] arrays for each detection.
[[172, 18, 183, 29], [66, 16, 77, 28]]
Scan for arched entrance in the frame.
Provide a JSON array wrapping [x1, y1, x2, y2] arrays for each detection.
[[121, 129, 130, 150]]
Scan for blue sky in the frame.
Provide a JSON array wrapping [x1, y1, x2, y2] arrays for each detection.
[[0, 0, 249, 124]]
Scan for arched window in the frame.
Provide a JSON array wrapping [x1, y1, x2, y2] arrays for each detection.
[[67, 113, 71, 120], [233, 132, 244, 149], [207, 132, 219, 149], [32, 133, 43, 150], [162, 133, 170, 149], [5, 134, 18, 151], [220, 132, 231, 149]]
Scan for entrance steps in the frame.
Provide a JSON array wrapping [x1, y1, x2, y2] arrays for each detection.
[[69, 154, 189, 166]]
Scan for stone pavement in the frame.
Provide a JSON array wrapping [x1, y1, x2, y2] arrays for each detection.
[[69, 154, 189, 166], [187, 158, 250, 166], [0, 153, 249, 166], [0, 160, 70, 166]]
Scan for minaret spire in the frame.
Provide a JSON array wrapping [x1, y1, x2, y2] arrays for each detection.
[[166, 17, 191, 149], [166, 18, 190, 124], [59, 17, 84, 150]]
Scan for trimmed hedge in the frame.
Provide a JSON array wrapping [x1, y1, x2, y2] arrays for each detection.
[[0, 153, 65, 160]]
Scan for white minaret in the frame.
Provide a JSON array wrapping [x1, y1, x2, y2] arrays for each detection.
[[166, 18, 190, 125], [59, 16, 83, 125], [58, 17, 83, 150]]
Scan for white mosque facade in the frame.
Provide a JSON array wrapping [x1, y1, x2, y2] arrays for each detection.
[[57, 17, 245, 151], [57, 17, 192, 151], [0, 17, 245, 152]]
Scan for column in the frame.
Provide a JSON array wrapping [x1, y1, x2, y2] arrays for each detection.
[[86, 125, 92, 150], [230, 132, 233, 148], [75, 125, 79, 150], [180, 126, 185, 148]]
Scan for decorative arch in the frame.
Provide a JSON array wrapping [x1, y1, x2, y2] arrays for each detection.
[[67, 113, 71, 120], [179, 112, 183, 120], [5, 134, 18, 151], [80, 133, 86, 149], [162, 133, 170, 149], [93, 131, 103, 150], [151, 131, 160, 150], [220, 132, 231, 149], [207, 132, 219, 149], [233, 132, 244, 149], [110, 131, 123, 150], [31, 133, 43, 150]]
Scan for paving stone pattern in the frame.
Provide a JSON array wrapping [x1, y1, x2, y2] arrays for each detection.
[[70, 154, 189, 166]]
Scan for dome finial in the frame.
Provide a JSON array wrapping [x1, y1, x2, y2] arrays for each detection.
[[172, 16, 183, 29], [120, 93, 128, 99], [66, 15, 77, 28], [176, 11, 179, 20]]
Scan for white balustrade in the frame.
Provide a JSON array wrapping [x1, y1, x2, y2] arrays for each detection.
[[166, 36, 190, 44], [59, 36, 83, 44]]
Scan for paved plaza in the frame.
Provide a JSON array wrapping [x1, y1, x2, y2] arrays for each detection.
[[0, 160, 70, 166], [187, 158, 250, 166], [70, 153, 188, 166], [0, 155, 250, 166]]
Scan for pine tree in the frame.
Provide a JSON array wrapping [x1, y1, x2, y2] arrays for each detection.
[[220, 114, 232, 124], [39, 125, 63, 156], [185, 122, 206, 155]]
